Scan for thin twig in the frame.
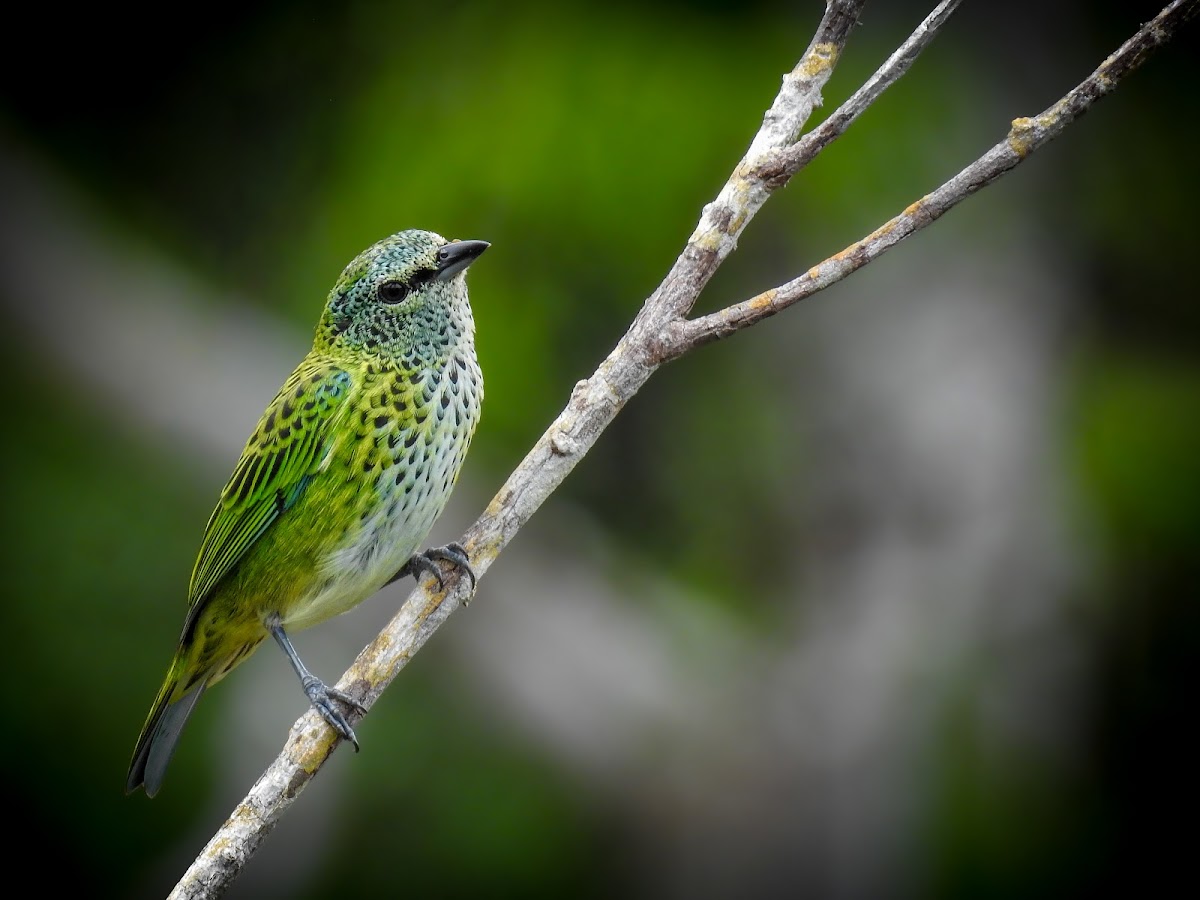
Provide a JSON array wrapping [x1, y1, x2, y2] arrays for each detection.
[[633, 0, 869, 339], [671, 0, 1199, 351], [752, 0, 964, 189]]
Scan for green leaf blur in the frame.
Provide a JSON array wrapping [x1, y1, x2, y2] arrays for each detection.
[[1, 1, 1196, 897]]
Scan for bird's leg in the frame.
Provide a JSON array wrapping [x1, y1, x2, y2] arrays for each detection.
[[386, 542, 478, 594], [268, 616, 366, 751]]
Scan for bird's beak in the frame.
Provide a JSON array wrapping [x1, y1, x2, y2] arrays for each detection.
[[435, 240, 490, 281]]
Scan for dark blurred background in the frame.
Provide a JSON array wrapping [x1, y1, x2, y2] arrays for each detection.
[[1, 1, 1196, 897]]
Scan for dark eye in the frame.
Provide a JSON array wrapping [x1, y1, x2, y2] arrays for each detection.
[[378, 280, 410, 304]]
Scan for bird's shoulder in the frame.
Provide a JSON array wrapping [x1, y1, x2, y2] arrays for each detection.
[[221, 355, 358, 505], [186, 356, 357, 606]]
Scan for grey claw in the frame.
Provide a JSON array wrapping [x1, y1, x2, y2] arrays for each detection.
[[302, 676, 364, 751], [424, 542, 478, 592], [404, 543, 478, 594]]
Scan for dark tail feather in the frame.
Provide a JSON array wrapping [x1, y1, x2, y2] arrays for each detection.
[[126, 680, 206, 797]]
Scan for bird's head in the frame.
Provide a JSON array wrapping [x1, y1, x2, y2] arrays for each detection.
[[315, 229, 489, 361]]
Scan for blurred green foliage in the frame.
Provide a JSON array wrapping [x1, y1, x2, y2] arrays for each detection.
[[1, 1, 1196, 897]]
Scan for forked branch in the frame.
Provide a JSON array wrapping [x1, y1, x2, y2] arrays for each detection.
[[669, 0, 1198, 350]]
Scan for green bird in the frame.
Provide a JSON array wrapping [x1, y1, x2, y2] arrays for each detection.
[[126, 229, 488, 797]]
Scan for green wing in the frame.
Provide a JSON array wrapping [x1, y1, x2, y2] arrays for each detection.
[[187, 359, 355, 607]]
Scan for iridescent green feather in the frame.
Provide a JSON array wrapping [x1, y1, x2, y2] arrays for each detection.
[[187, 359, 354, 609]]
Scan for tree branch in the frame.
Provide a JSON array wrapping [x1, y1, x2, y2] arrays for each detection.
[[168, 1, 1195, 896], [753, 0, 964, 190], [672, 0, 1199, 350]]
